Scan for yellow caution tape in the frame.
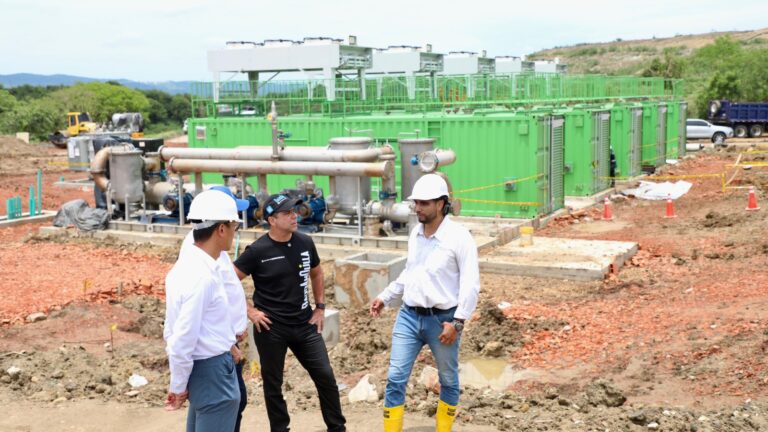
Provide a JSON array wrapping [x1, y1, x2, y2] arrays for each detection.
[[644, 173, 725, 181], [599, 174, 724, 180], [452, 173, 543, 195]]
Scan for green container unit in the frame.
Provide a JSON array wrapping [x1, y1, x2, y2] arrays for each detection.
[[608, 103, 643, 179], [340, 112, 563, 218], [679, 102, 688, 158], [190, 111, 564, 218], [444, 113, 564, 218], [562, 108, 612, 196], [656, 103, 668, 166], [665, 102, 680, 160], [640, 102, 668, 168]]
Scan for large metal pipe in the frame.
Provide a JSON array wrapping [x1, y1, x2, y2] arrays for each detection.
[[167, 159, 393, 178], [364, 201, 413, 223], [418, 148, 457, 171], [159, 145, 394, 163], [90, 144, 135, 191], [398, 138, 435, 199]]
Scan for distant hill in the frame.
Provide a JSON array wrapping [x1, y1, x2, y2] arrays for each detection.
[[529, 28, 768, 75], [0, 73, 195, 95]]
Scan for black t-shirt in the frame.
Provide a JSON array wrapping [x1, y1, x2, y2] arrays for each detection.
[[234, 232, 320, 325]]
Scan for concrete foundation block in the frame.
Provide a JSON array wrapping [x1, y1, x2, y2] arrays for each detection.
[[479, 236, 638, 281], [15, 132, 29, 144], [334, 252, 406, 308]]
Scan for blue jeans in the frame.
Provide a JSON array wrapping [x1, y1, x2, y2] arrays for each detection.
[[384, 306, 461, 407]]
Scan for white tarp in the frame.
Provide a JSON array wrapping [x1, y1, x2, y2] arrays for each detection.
[[621, 181, 692, 200]]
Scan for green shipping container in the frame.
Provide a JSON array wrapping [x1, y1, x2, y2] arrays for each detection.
[[562, 108, 611, 196], [641, 102, 668, 168], [188, 111, 564, 218], [609, 103, 643, 179], [665, 102, 680, 160], [679, 102, 688, 158]]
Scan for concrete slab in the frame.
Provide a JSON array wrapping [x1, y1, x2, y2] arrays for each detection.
[[454, 215, 526, 248], [564, 179, 643, 211], [0, 211, 56, 227], [565, 189, 617, 211], [479, 236, 638, 281], [54, 178, 94, 190]]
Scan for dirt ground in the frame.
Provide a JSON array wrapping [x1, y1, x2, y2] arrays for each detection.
[[2, 135, 768, 431]]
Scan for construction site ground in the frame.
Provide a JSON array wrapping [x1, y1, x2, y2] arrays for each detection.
[[1, 135, 768, 431]]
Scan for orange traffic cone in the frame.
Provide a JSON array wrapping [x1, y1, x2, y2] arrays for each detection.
[[602, 197, 614, 221], [746, 186, 760, 211], [664, 195, 677, 219]]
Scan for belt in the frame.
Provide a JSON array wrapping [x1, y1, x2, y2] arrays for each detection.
[[405, 305, 453, 316]]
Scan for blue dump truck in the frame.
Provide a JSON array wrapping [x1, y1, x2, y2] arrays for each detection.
[[708, 100, 768, 138]]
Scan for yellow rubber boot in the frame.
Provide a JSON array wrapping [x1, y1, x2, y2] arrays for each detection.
[[383, 405, 404, 432], [435, 400, 457, 432]]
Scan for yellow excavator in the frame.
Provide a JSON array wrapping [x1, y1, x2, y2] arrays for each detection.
[[49, 112, 144, 149]]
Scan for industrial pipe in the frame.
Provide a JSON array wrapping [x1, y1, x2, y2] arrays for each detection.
[[364, 201, 413, 223], [90, 144, 135, 191], [418, 149, 457, 172], [686, 143, 704, 151], [167, 159, 393, 179], [159, 145, 394, 163]]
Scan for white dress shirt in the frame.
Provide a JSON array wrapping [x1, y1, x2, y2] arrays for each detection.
[[164, 243, 237, 394], [377, 215, 480, 320], [181, 232, 248, 336]]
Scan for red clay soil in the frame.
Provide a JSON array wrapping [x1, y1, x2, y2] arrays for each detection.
[[0, 138, 171, 324], [497, 151, 768, 401]]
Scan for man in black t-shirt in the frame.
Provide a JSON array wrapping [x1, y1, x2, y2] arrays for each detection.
[[234, 194, 346, 432]]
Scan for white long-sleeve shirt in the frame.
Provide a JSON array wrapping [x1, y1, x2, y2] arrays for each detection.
[[180, 232, 248, 336], [164, 243, 236, 394], [377, 215, 480, 320]]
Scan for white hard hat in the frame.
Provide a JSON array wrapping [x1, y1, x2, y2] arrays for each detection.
[[408, 174, 450, 200], [187, 190, 242, 229]]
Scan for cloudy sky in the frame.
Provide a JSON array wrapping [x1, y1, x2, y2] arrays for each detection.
[[2, 0, 767, 82]]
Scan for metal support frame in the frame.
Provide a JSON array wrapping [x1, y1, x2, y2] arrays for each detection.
[[178, 173, 186, 226]]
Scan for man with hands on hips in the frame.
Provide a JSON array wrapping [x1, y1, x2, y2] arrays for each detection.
[[234, 194, 346, 432]]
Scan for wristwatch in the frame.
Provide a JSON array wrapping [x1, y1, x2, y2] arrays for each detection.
[[315, 303, 326, 310], [452, 319, 465, 333]]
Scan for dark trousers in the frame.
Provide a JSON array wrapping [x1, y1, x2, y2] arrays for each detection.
[[235, 361, 247, 432], [253, 320, 346, 432]]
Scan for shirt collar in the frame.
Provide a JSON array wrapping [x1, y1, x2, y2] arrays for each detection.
[[417, 215, 451, 241], [187, 242, 222, 271]]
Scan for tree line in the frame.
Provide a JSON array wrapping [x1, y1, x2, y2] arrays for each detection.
[[0, 81, 190, 141], [641, 36, 768, 117]]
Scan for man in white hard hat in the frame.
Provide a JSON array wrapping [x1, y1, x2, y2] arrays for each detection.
[[164, 189, 243, 431], [370, 174, 480, 432], [177, 185, 251, 432]]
